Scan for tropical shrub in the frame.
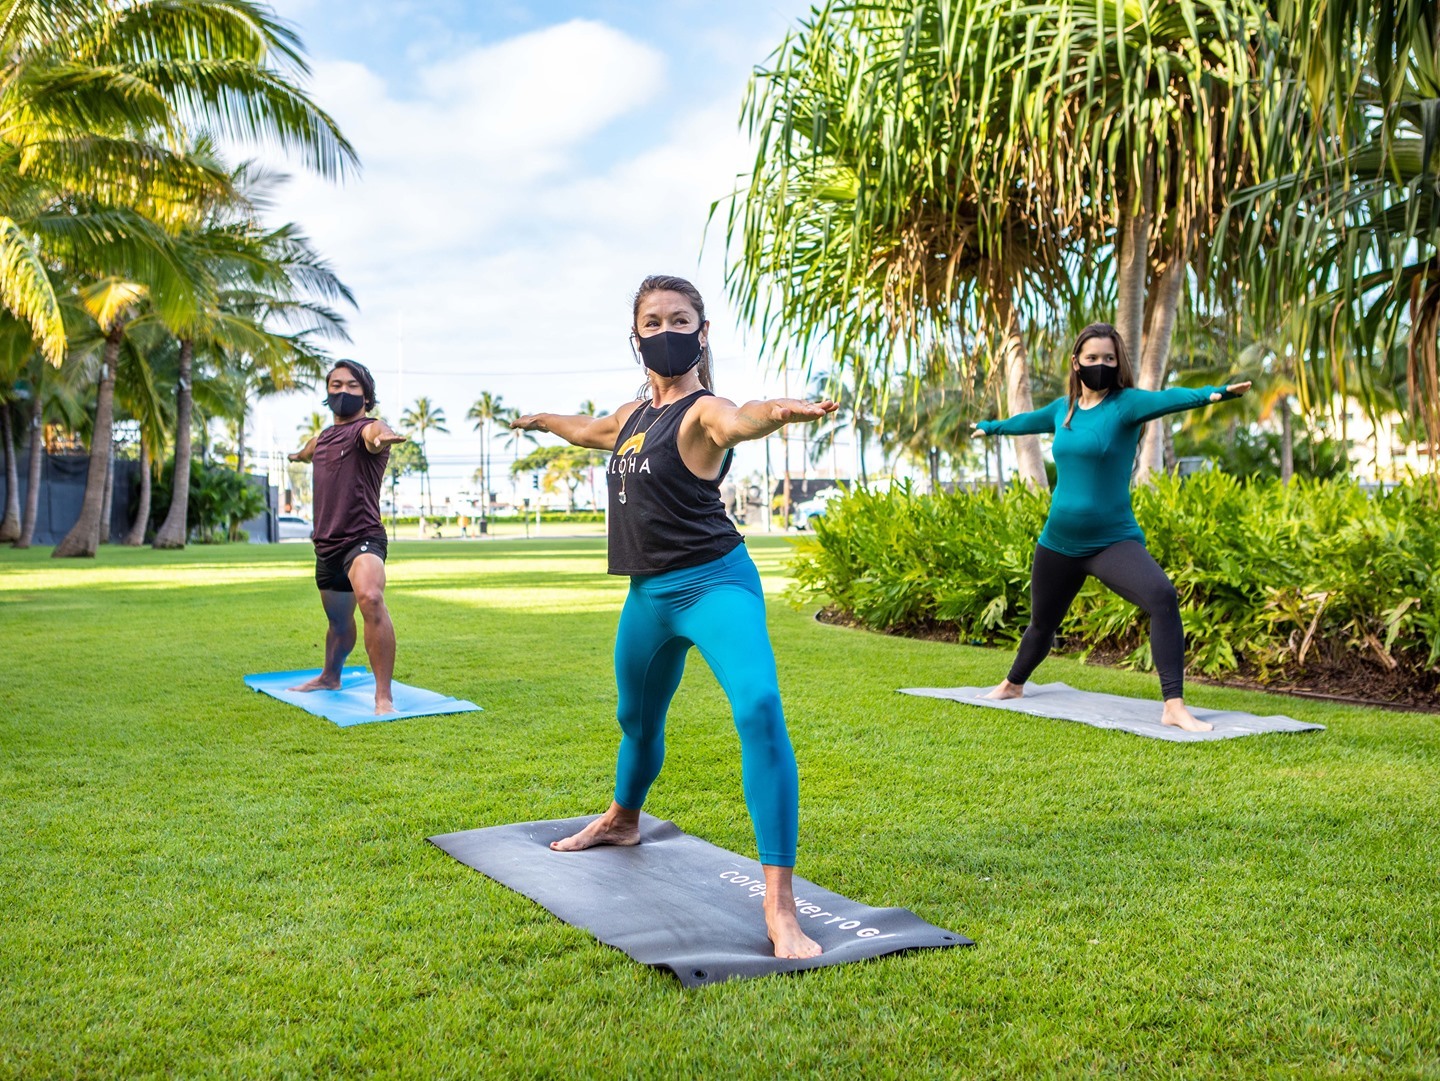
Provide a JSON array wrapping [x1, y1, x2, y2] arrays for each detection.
[[1173, 429, 1350, 481], [152, 462, 269, 544], [791, 475, 1440, 680]]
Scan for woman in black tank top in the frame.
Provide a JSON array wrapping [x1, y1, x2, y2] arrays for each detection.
[[512, 275, 836, 960]]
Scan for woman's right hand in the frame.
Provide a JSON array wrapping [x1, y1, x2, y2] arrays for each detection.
[[510, 414, 547, 432]]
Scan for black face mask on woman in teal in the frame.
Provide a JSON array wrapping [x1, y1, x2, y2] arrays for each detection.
[[636, 329, 703, 378], [1077, 364, 1119, 392]]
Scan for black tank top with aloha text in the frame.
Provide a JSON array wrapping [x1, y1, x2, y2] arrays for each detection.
[[606, 389, 742, 575]]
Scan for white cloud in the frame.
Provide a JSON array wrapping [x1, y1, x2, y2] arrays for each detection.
[[251, 13, 824, 503]]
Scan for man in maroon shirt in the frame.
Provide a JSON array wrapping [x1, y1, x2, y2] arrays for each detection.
[[288, 361, 408, 714]]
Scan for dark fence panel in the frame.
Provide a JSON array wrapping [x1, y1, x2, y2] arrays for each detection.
[[1, 453, 276, 545]]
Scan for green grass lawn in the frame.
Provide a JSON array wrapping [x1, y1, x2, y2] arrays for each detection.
[[1, 537, 1436, 1079]]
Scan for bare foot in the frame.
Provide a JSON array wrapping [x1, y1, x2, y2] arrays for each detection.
[[288, 673, 341, 692], [374, 697, 396, 715], [550, 804, 641, 852], [1161, 699, 1213, 732], [983, 679, 1025, 700], [765, 903, 823, 960]]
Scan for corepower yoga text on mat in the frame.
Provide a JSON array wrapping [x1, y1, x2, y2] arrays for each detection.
[[429, 815, 971, 987]]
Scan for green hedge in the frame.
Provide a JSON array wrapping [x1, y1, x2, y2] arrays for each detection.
[[790, 473, 1440, 678]]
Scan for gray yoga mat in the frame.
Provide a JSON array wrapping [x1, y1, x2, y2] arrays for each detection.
[[900, 681, 1325, 741], [428, 814, 971, 987]]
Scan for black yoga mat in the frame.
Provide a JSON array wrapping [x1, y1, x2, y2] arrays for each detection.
[[428, 814, 972, 987]]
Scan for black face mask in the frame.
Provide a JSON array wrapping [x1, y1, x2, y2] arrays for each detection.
[[327, 391, 366, 417], [636, 329, 703, 377], [1077, 364, 1119, 392]]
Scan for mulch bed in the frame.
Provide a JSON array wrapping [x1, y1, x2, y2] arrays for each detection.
[[815, 607, 1440, 713]]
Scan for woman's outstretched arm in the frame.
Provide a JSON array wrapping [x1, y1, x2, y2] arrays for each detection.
[[1121, 381, 1252, 424], [975, 398, 1063, 437], [693, 396, 838, 450], [511, 402, 640, 451]]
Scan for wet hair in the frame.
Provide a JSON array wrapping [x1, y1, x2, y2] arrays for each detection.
[[1063, 323, 1136, 428], [631, 274, 714, 398], [329, 359, 377, 411]]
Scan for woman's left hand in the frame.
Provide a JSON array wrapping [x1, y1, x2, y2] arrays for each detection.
[[1212, 380, 1252, 401], [770, 398, 839, 424]]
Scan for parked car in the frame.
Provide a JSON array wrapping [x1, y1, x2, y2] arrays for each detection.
[[792, 487, 844, 529], [276, 514, 312, 541]]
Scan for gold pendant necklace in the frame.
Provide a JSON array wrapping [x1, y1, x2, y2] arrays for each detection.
[[618, 397, 675, 506]]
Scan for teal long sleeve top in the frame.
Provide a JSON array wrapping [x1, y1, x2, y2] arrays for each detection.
[[976, 386, 1234, 557]]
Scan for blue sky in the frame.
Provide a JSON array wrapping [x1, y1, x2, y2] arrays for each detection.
[[253, 0, 835, 510]]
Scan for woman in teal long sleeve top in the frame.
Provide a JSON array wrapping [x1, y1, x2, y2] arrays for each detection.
[[975, 323, 1250, 732]]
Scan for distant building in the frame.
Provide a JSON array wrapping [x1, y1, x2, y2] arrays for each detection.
[[1333, 397, 1435, 481]]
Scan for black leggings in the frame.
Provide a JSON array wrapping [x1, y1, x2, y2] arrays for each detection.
[[1008, 540, 1186, 700]]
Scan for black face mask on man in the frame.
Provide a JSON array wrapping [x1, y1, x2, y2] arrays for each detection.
[[1076, 363, 1119, 392], [326, 391, 366, 417], [636, 328, 703, 378]]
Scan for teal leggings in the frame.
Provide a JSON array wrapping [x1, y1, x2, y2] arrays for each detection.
[[613, 544, 799, 866]]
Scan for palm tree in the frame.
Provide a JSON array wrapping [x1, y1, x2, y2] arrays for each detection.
[[727, 1, 1091, 487], [1017, 0, 1273, 480], [500, 409, 538, 508], [730, 0, 1275, 486], [297, 411, 329, 444], [11, 338, 89, 548], [113, 325, 173, 545], [0, 1, 356, 370], [577, 399, 608, 508], [512, 445, 603, 512], [400, 397, 448, 516], [1229, 3, 1440, 477], [0, 1, 357, 556], [807, 365, 881, 487], [151, 165, 353, 549], [51, 276, 152, 556], [0, 316, 37, 539], [465, 391, 507, 528], [217, 214, 354, 474]]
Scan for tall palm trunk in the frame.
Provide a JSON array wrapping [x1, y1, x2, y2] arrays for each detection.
[[1279, 397, 1294, 485], [482, 424, 491, 523], [1116, 162, 1155, 360], [98, 435, 116, 543], [994, 290, 1048, 488], [422, 443, 431, 518], [154, 339, 194, 549], [0, 404, 19, 540], [54, 324, 124, 557], [236, 398, 247, 474], [15, 390, 42, 548], [124, 441, 151, 545], [1134, 242, 1189, 482]]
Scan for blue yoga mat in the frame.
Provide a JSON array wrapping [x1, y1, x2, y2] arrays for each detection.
[[244, 667, 482, 727]]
